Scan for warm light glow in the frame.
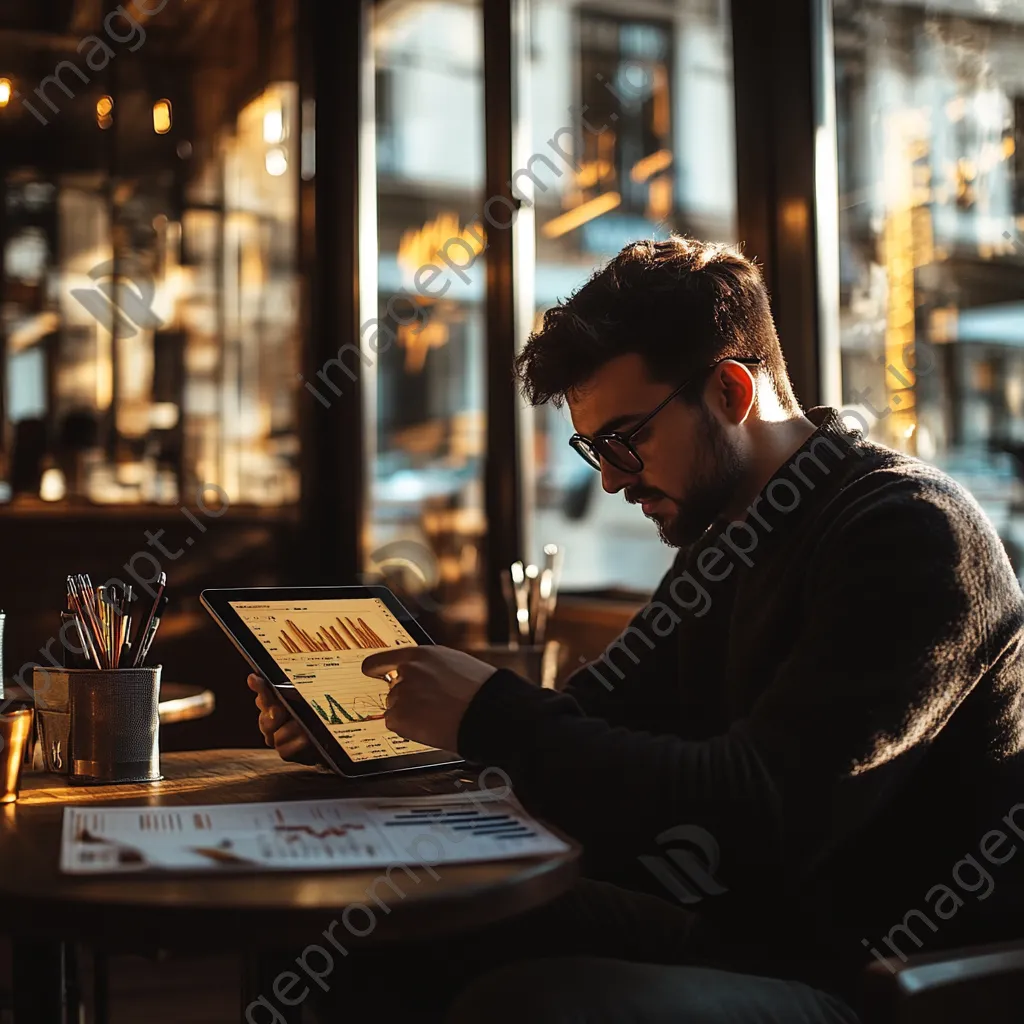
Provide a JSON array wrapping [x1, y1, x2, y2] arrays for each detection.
[[40, 468, 67, 502], [96, 94, 113, 129], [542, 192, 621, 239], [881, 112, 920, 448], [153, 99, 172, 134], [150, 402, 180, 430], [0, 78, 11, 108], [647, 176, 673, 221], [781, 198, 809, 235], [630, 148, 673, 183], [398, 318, 448, 373], [265, 146, 288, 176], [263, 106, 284, 143], [575, 159, 613, 189], [397, 212, 486, 284]]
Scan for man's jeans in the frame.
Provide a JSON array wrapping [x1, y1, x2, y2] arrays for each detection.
[[313, 878, 862, 1023]]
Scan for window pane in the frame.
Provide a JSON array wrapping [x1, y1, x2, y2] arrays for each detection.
[[0, 0, 301, 507], [834, 0, 1024, 573], [523, 0, 738, 591], [366, 1, 488, 640]]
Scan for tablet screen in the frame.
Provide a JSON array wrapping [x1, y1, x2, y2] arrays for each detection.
[[230, 597, 435, 762]]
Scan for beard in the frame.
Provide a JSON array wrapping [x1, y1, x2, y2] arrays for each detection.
[[628, 404, 746, 548]]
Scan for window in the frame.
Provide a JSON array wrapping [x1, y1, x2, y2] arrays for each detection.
[[364, 1, 488, 639], [833, 0, 1024, 574], [521, 0, 738, 590], [0, 0, 301, 507]]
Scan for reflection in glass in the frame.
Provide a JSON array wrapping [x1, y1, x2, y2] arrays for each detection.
[[834, 0, 1024, 574], [0, 1, 301, 508], [522, 0, 738, 590], [366, 1, 487, 641]]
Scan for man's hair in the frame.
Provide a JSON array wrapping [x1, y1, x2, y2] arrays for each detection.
[[514, 236, 799, 411]]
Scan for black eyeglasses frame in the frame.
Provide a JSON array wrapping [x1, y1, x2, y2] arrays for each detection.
[[567, 357, 763, 474]]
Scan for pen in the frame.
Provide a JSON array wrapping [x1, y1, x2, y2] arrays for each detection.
[[133, 574, 167, 668], [136, 594, 167, 667]]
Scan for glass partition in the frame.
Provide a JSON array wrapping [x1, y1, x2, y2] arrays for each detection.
[[833, 0, 1024, 575]]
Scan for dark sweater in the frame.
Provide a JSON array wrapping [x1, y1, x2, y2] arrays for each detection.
[[458, 407, 1024, 1004]]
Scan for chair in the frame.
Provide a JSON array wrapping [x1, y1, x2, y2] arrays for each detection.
[[861, 937, 1024, 1023]]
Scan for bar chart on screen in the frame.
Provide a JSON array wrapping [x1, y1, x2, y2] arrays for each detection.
[[237, 599, 415, 660], [230, 597, 434, 761]]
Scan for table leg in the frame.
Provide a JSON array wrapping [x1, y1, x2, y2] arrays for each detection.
[[241, 952, 305, 1024], [93, 951, 109, 1024], [11, 939, 82, 1024]]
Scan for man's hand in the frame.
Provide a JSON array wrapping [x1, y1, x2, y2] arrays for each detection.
[[361, 646, 498, 752], [247, 673, 319, 765]]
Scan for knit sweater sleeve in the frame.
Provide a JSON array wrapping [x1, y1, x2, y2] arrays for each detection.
[[456, 473, 1024, 878]]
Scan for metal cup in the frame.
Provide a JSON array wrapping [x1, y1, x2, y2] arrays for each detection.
[[33, 665, 163, 785], [0, 707, 33, 803]]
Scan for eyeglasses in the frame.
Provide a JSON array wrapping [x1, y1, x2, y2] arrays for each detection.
[[568, 357, 762, 474]]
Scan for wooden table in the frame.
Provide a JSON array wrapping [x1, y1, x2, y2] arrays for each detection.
[[0, 749, 580, 1023]]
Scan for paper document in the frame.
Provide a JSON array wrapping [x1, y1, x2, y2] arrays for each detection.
[[60, 791, 570, 874]]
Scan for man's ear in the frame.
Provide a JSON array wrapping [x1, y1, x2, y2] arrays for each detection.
[[713, 360, 756, 425]]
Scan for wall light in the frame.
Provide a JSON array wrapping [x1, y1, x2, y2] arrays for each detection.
[[153, 99, 172, 134], [40, 467, 67, 503], [0, 79, 11, 108], [96, 94, 113, 129], [265, 146, 288, 176], [263, 105, 284, 144]]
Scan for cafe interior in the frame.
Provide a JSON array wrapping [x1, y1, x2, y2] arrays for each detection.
[[0, 0, 1023, 1021]]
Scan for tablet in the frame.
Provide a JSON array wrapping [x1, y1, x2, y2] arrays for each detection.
[[200, 586, 464, 778]]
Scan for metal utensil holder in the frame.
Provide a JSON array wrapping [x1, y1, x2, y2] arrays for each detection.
[[32, 665, 163, 784]]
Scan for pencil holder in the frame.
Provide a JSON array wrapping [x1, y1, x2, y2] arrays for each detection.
[[32, 665, 163, 784]]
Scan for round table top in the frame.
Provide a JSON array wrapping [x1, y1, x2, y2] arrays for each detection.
[[154, 682, 216, 724], [2, 681, 215, 725], [0, 749, 579, 953]]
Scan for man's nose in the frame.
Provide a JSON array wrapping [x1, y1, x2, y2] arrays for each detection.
[[601, 460, 639, 494]]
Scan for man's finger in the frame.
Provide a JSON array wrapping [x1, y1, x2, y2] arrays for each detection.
[[277, 734, 313, 761], [361, 646, 423, 679], [274, 720, 306, 744]]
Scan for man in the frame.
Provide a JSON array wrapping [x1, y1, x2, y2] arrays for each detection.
[[250, 238, 1024, 1022]]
